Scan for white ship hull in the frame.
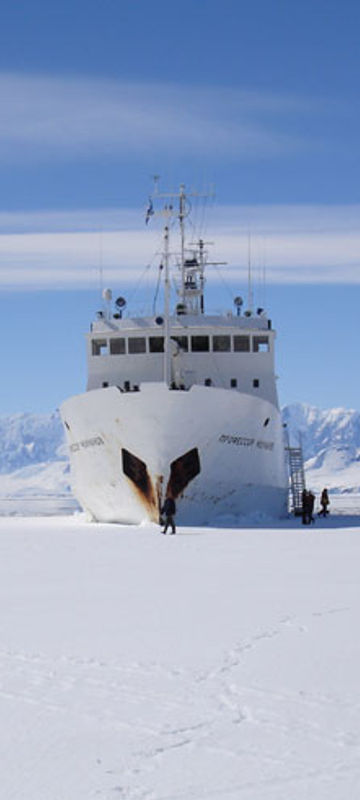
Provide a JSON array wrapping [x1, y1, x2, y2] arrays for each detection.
[[61, 383, 288, 525]]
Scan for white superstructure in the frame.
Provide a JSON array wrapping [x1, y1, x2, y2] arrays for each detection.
[[61, 184, 288, 524]]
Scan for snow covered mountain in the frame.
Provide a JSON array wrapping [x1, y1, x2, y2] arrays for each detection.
[[0, 411, 65, 474], [283, 403, 360, 493], [0, 411, 71, 498], [0, 404, 359, 497], [282, 403, 360, 460]]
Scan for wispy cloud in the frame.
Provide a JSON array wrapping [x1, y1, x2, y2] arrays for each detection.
[[0, 74, 311, 161], [0, 204, 359, 289]]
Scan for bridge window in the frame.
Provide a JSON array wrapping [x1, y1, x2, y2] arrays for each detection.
[[234, 335, 250, 352], [128, 337, 146, 354], [191, 336, 209, 352], [171, 335, 189, 352], [92, 339, 108, 356], [253, 336, 269, 352], [213, 335, 231, 352], [149, 336, 164, 353], [110, 338, 126, 355]]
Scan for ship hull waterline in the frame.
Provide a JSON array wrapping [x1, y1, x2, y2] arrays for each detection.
[[60, 383, 288, 526]]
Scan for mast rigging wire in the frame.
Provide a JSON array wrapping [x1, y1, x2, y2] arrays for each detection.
[[126, 262, 153, 308], [152, 262, 164, 315], [209, 262, 236, 305]]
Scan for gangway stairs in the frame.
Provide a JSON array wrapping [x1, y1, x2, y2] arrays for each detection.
[[286, 446, 306, 515]]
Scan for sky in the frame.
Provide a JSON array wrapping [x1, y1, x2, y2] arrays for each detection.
[[0, 0, 359, 414]]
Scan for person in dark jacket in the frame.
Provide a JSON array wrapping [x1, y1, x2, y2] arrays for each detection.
[[318, 488, 330, 516], [302, 489, 315, 525], [301, 489, 309, 525], [308, 491, 315, 523], [161, 496, 176, 534]]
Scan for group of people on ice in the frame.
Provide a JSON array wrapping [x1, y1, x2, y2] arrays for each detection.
[[302, 487, 329, 525], [160, 488, 331, 533]]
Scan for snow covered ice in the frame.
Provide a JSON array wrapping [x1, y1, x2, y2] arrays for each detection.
[[1, 513, 360, 799]]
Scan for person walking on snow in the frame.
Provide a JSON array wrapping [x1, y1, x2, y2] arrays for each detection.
[[161, 497, 176, 534], [318, 488, 330, 517]]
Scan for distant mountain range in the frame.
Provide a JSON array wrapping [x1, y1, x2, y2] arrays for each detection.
[[0, 412, 70, 498], [282, 403, 360, 494], [0, 404, 359, 497], [0, 412, 65, 474]]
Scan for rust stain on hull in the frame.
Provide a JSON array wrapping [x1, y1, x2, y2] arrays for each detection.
[[166, 447, 201, 500], [121, 448, 160, 522], [121, 446, 201, 522]]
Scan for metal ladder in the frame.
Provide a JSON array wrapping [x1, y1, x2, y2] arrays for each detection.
[[286, 446, 306, 515]]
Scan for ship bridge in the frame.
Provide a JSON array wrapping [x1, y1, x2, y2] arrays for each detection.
[[87, 310, 279, 407]]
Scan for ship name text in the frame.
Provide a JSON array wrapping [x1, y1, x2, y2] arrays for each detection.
[[70, 436, 105, 453], [219, 434, 274, 451]]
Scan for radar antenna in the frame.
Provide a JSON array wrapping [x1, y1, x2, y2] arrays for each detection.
[[144, 181, 215, 382], [145, 180, 214, 305]]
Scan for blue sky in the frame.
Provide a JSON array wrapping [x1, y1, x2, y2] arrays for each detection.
[[0, 0, 359, 413]]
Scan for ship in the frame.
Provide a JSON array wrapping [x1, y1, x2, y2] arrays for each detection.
[[60, 184, 288, 525]]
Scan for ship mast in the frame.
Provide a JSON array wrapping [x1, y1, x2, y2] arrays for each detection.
[[179, 183, 186, 304], [146, 180, 215, 383], [247, 231, 254, 313], [146, 186, 174, 386], [163, 223, 171, 385], [150, 180, 214, 304]]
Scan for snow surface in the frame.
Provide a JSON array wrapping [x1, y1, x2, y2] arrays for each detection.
[[1, 512, 360, 799]]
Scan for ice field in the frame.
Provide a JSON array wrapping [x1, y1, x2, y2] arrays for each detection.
[[1, 507, 360, 799]]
